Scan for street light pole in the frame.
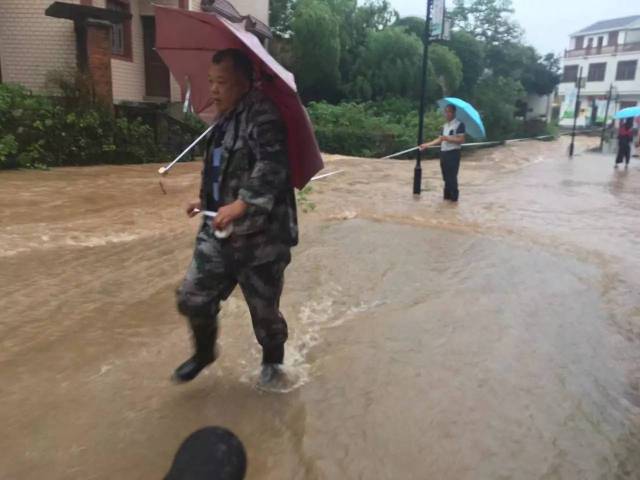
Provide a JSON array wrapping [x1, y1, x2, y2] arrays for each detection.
[[414, 0, 434, 195], [569, 66, 583, 157], [599, 84, 614, 151]]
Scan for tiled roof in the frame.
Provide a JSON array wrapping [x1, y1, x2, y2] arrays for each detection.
[[574, 15, 640, 35]]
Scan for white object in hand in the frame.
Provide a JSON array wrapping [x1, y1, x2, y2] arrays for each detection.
[[193, 208, 233, 239]]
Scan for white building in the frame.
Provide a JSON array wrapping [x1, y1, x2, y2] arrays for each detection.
[[558, 15, 640, 127]]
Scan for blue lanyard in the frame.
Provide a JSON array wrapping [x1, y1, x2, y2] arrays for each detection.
[[211, 146, 223, 203]]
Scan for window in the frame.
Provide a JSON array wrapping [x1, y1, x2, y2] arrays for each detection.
[[575, 36, 584, 49], [107, 0, 132, 60], [608, 31, 618, 46], [587, 38, 593, 49], [587, 63, 606, 82], [616, 60, 637, 81], [562, 65, 579, 83], [597, 36, 604, 49]]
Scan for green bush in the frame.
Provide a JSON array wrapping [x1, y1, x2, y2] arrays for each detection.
[[308, 99, 443, 158], [183, 112, 207, 133], [0, 82, 164, 169], [0, 134, 19, 168], [511, 119, 558, 139]]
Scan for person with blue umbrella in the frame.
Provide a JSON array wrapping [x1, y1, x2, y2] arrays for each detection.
[[615, 118, 634, 168], [419, 98, 486, 202], [614, 106, 640, 167]]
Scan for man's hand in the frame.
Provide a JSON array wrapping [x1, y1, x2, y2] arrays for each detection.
[[420, 137, 443, 150], [214, 199, 248, 230], [186, 200, 202, 218]]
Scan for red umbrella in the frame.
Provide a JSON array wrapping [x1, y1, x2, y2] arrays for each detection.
[[154, 6, 323, 189]]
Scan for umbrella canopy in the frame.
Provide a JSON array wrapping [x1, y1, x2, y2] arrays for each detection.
[[154, 6, 323, 189], [614, 106, 640, 120], [437, 97, 486, 139]]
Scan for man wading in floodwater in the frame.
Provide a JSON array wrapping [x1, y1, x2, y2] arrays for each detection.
[[420, 104, 466, 202], [174, 49, 297, 387]]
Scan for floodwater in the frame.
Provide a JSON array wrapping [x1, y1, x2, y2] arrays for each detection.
[[1, 137, 639, 479]]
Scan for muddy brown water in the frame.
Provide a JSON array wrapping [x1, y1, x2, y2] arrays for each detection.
[[1, 137, 639, 479]]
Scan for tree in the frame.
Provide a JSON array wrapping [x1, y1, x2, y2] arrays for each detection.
[[473, 75, 525, 138], [345, 27, 462, 103], [354, 0, 399, 31], [521, 53, 560, 95], [269, 0, 295, 37], [336, 0, 399, 93], [291, 0, 342, 101], [346, 27, 424, 100], [485, 41, 532, 78], [450, 0, 522, 44], [430, 44, 463, 95], [485, 42, 559, 96], [394, 16, 425, 40], [447, 31, 485, 96]]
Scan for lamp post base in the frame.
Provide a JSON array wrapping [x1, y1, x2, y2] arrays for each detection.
[[413, 166, 422, 195]]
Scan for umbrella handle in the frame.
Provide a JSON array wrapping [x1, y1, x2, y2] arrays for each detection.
[[158, 125, 215, 175]]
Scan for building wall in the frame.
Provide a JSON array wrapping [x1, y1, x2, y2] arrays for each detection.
[[94, 0, 146, 102], [189, 0, 268, 23], [559, 51, 640, 99], [0, 0, 268, 102], [0, 0, 79, 93], [526, 94, 551, 120], [93, 0, 182, 103], [627, 29, 640, 43], [559, 49, 640, 126], [232, 0, 268, 25]]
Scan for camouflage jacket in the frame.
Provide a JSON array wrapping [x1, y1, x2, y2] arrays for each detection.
[[200, 89, 298, 248]]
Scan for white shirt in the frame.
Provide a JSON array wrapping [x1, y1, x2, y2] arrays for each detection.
[[441, 119, 465, 152]]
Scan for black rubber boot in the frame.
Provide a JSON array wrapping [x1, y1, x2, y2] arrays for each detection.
[[173, 321, 217, 384], [262, 344, 284, 365], [258, 344, 285, 387]]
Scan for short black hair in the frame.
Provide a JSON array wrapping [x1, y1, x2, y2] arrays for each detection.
[[212, 49, 254, 85], [445, 104, 457, 113]]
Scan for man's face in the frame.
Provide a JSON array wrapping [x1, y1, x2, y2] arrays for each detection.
[[445, 106, 456, 122], [208, 59, 250, 114]]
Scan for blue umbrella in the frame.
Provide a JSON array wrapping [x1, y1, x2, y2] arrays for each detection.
[[437, 97, 486, 139], [614, 106, 640, 120]]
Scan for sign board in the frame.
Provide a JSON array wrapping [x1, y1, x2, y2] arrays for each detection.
[[443, 18, 451, 40], [430, 0, 446, 40], [560, 88, 577, 120]]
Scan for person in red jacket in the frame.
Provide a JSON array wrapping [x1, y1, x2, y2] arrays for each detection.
[[615, 118, 634, 168]]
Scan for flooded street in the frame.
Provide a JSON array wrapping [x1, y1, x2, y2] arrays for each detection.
[[1, 137, 639, 479]]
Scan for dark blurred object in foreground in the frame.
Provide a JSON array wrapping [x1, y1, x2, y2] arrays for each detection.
[[165, 427, 246, 480]]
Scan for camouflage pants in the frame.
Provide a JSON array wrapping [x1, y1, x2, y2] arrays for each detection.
[[176, 221, 290, 349]]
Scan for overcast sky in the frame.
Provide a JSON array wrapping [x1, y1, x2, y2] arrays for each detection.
[[388, 0, 640, 54]]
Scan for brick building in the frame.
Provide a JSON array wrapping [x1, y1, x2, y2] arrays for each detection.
[[0, 0, 269, 106]]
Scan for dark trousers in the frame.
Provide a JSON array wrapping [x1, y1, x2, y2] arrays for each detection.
[[616, 141, 631, 165], [440, 149, 461, 201], [176, 222, 290, 359]]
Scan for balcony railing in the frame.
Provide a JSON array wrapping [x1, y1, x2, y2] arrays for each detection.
[[565, 42, 640, 58]]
